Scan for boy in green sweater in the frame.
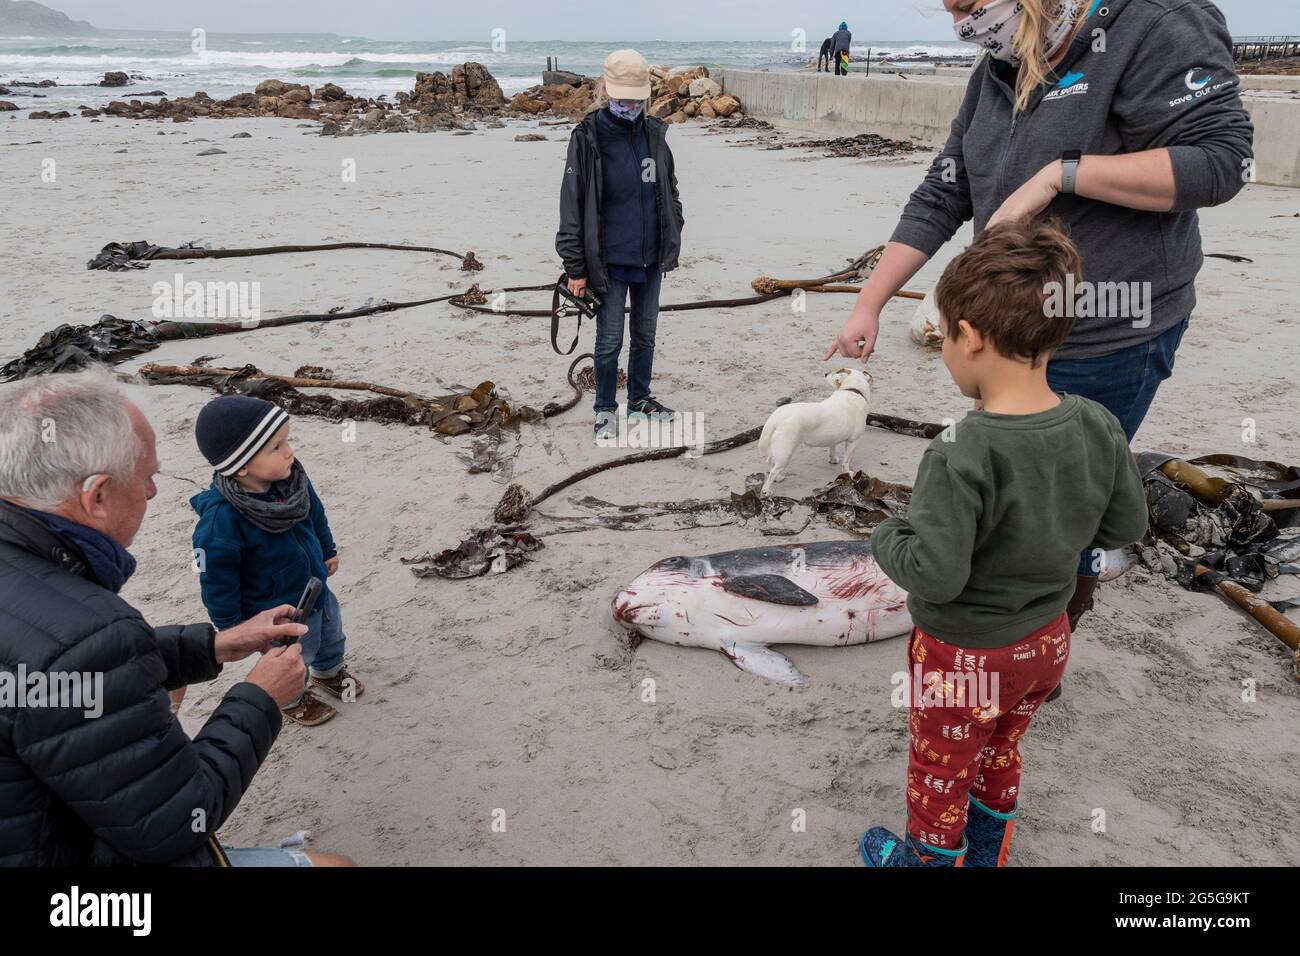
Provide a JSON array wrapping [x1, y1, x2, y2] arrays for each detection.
[[860, 219, 1149, 868]]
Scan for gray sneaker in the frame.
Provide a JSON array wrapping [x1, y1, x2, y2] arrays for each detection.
[[627, 397, 676, 418]]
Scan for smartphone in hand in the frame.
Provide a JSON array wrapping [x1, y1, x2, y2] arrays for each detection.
[[282, 577, 323, 644]]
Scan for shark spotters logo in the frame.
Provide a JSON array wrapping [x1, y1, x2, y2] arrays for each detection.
[[1043, 70, 1088, 102]]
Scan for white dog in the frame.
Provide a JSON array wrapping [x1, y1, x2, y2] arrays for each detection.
[[758, 368, 872, 495]]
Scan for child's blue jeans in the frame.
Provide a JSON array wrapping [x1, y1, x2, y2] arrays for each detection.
[[286, 588, 347, 705]]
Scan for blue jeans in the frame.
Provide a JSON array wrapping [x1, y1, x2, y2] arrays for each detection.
[[224, 831, 314, 867], [285, 588, 347, 704], [1047, 317, 1189, 575], [594, 270, 662, 413]]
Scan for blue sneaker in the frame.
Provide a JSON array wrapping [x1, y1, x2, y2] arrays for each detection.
[[965, 797, 1017, 867], [859, 827, 966, 867]]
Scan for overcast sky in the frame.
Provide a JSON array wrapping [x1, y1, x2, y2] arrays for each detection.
[[54, 0, 1299, 41]]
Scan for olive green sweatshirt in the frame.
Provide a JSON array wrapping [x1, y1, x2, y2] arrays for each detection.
[[872, 395, 1148, 648]]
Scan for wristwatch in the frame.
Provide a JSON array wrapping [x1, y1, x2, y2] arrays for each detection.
[[1061, 150, 1083, 194]]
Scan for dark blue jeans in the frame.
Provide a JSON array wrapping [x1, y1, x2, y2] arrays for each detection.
[[1047, 317, 1189, 575], [593, 270, 662, 413]]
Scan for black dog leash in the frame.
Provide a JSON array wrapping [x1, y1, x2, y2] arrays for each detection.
[[551, 273, 602, 355]]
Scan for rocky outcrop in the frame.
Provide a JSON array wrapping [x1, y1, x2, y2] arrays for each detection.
[[100, 71, 128, 87], [505, 64, 745, 124], [403, 63, 504, 113], [24, 63, 519, 134]]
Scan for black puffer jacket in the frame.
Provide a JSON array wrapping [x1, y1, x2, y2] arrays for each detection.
[[556, 107, 684, 292], [0, 500, 281, 866]]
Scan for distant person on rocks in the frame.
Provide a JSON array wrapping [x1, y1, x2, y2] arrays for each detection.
[[556, 49, 686, 441], [832, 21, 853, 74], [0, 371, 353, 866], [818, 36, 834, 71]]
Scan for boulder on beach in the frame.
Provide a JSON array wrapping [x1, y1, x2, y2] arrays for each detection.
[[254, 79, 310, 99], [317, 83, 351, 102], [101, 72, 129, 87], [688, 77, 722, 98], [712, 93, 742, 117], [0, 101, 16, 111], [509, 91, 547, 115]]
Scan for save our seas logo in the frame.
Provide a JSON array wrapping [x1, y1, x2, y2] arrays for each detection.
[[1042, 69, 1088, 102], [1169, 67, 1236, 108]]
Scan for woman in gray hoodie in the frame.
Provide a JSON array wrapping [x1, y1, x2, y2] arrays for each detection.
[[826, 0, 1252, 634]]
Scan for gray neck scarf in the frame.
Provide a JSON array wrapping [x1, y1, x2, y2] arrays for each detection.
[[214, 459, 311, 534]]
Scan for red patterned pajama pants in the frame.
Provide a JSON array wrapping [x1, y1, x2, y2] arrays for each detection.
[[904, 613, 1070, 850]]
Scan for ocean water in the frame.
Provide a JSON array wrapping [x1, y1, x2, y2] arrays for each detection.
[[0, 32, 973, 111]]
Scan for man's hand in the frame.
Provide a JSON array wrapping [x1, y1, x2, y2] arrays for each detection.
[[246, 645, 306, 709], [567, 277, 588, 298], [214, 605, 308, 664], [824, 304, 881, 361], [988, 160, 1062, 228], [324, 556, 339, 576]]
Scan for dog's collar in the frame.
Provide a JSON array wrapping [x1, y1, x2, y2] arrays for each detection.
[[839, 387, 869, 403]]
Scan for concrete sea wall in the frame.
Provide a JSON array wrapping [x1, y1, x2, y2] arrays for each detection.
[[719, 69, 1300, 188]]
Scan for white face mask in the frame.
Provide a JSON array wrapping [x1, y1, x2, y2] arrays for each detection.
[[953, 0, 1082, 64]]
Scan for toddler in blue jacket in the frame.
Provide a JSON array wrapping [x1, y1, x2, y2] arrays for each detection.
[[191, 395, 363, 726]]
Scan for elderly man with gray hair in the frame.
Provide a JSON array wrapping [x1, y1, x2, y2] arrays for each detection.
[[0, 371, 352, 866]]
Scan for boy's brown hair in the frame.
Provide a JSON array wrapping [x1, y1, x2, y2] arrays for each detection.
[[935, 217, 1083, 368]]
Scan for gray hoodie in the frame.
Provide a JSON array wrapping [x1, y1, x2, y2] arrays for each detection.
[[891, 0, 1253, 359]]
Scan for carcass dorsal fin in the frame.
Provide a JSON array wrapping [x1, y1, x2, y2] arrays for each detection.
[[721, 574, 818, 606]]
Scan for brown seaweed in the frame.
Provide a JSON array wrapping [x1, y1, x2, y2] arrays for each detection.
[[138, 363, 526, 438], [87, 238, 481, 272], [402, 527, 544, 579]]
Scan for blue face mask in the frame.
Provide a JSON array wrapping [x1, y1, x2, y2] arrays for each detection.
[[608, 98, 643, 121]]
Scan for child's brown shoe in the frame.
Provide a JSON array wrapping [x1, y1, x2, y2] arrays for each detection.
[[310, 666, 365, 701], [281, 690, 337, 726]]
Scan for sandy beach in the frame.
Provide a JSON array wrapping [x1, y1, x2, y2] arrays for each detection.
[[2, 110, 1298, 866]]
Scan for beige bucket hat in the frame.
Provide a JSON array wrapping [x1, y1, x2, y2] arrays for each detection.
[[603, 49, 651, 100]]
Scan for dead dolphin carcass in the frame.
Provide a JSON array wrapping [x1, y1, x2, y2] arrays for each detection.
[[612, 540, 911, 685]]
